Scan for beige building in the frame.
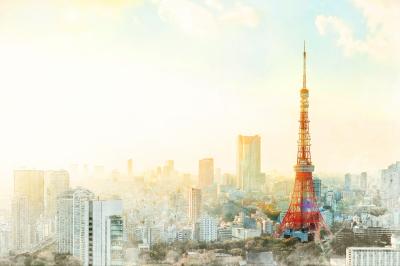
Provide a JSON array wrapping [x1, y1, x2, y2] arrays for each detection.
[[13, 170, 44, 248], [198, 158, 214, 189], [188, 188, 201, 224], [44, 170, 70, 219], [237, 135, 261, 192]]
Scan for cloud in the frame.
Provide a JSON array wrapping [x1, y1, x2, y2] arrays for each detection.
[[315, 15, 367, 56], [219, 2, 260, 28], [315, 0, 400, 62], [156, 0, 260, 38], [158, 0, 218, 37]]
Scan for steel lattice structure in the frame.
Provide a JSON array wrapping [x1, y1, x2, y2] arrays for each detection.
[[277, 43, 331, 241]]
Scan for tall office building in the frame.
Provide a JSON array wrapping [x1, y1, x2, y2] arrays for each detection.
[[13, 170, 44, 246], [188, 188, 202, 224], [344, 173, 352, 191], [163, 160, 174, 177], [106, 215, 124, 266], [44, 170, 70, 219], [14, 170, 44, 221], [237, 135, 261, 192], [381, 162, 400, 208], [360, 172, 368, 191], [127, 159, 133, 177], [313, 177, 322, 201], [57, 188, 94, 264], [11, 195, 30, 252], [198, 158, 214, 189], [89, 199, 123, 266]]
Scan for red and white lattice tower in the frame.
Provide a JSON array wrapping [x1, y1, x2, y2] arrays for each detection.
[[277, 43, 331, 241]]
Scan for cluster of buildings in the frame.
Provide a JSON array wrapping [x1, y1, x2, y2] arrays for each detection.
[[11, 170, 69, 252], [57, 188, 124, 266], [0, 143, 399, 265], [0, 170, 125, 266]]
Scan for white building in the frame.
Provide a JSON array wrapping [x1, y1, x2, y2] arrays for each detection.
[[11, 195, 30, 252], [346, 247, 400, 266], [381, 162, 400, 209], [89, 199, 123, 266], [105, 215, 124, 266], [56, 188, 94, 264], [0, 224, 11, 256], [232, 227, 261, 240], [198, 216, 217, 242], [346, 234, 400, 266], [44, 170, 70, 220]]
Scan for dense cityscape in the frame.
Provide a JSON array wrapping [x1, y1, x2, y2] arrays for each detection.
[[0, 1, 399, 266], [0, 47, 399, 265]]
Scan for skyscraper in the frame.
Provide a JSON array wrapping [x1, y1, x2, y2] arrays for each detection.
[[89, 199, 123, 266], [237, 135, 261, 192], [313, 177, 322, 202], [13, 170, 44, 246], [188, 188, 202, 224], [44, 170, 70, 219], [105, 215, 124, 266], [127, 159, 133, 178], [57, 188, 94, 264], [360, 172, 368, 191], [381, 162, 400, 209], [198, 158, 214, 189], [163, 160, 174, 177], [14, 170, 44, 222], [344, 173, 352, 191], [11, 195, 30, 252]]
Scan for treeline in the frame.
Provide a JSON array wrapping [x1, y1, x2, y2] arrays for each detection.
[[146, 236, 330, 266]]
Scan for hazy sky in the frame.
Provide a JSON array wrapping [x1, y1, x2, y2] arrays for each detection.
[[0, 0, 399, 177]]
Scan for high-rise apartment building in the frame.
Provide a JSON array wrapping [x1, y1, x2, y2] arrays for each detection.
[[11, 195, 30, 252], [188, 188, 202, 224], [237, 135, 261, 192], [57, 188, 95, 264], [198, 215, 218, 242], [198, 158, 214, 189], [44, 170, 70, 219]]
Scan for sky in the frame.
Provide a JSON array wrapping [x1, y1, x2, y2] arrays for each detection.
[[0, 0, 399, 179]]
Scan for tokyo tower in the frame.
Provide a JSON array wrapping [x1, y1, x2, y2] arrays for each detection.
[[277, 43, 331, 241]]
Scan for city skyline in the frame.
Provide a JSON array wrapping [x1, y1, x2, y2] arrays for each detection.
[[0, 0, 399, 179], [0, 2, 399, 264]]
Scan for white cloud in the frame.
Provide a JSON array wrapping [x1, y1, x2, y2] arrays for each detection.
[[219, 2, 260, 28], [315, 15, 367, 56], [315, 0, 400, 62], [158, 0, 217, 37], [156, 0, 260, 38]]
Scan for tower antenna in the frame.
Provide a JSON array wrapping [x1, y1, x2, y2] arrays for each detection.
[[303, 40, 307, 89]]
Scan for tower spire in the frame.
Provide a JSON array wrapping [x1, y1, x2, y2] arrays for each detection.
[[303, 40, 307, 89]]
